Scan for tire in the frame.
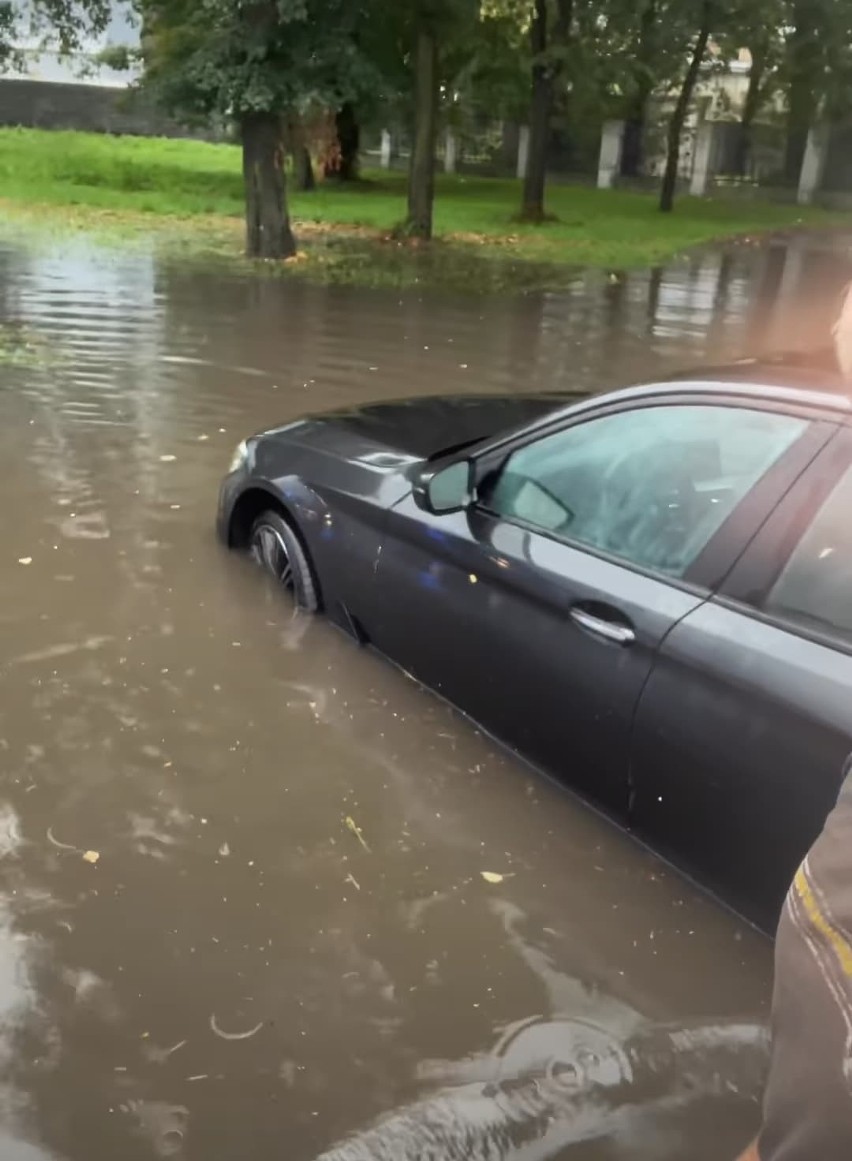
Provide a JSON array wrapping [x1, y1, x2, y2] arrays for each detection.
[[249, 510, 319, 612]]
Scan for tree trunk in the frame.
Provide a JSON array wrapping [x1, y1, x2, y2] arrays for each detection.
[[734, 42, 767, 177], [621, 0, 657, 178], [325, 102, 360, 182], [519, 0, 551, 221], [242, 111, 296, 259], [285, 113, 315, 191], [406, 22, 439, 239], [293, 146, 316, 192], [784, 3, 819, 185], [784, 75, 816, 185], [621, 114, 645, 180], [659, 2, 713, 213]]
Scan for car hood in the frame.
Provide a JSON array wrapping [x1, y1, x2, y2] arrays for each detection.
[[307, 391, 576, 460]]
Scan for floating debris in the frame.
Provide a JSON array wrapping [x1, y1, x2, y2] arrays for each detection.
[[46, 827, 78, 852], [144, 1039, 188, 1065], [17, 557, 32, 566], [209, 1013, 263, 1041], [82, 850, 100, 865], [344, 816, 371, 853]]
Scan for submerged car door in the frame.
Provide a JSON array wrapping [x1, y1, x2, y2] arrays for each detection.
[[370, 395, 825, 818], [631, 422, 852, 931]]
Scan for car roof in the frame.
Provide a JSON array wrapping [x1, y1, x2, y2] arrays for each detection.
[[596, 350, 852, 418]]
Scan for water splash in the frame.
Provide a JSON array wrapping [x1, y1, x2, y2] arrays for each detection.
[[314, 1015, 768, 1161]]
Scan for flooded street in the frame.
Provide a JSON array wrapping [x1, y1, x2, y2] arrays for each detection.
[[0, 232, 849, 1161]]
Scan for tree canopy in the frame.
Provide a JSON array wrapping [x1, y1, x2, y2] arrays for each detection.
[[105, 0, 852, 252], [0, 0, 113, 67], [138, 0, 379, 124], [137, 0, 386, 256]]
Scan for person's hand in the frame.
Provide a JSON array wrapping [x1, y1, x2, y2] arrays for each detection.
[[734, 1141, 760, 1161]]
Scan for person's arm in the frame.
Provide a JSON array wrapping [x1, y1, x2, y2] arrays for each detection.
[[735, 1141, 759, 1161]]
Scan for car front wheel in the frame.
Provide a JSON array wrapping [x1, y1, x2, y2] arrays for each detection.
[[249, 510, 319, 612]]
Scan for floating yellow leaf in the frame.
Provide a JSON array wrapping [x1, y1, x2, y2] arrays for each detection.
[[82, 850, 100, 865], [481, 871, 504, 884], [344, 816, 371, 853]]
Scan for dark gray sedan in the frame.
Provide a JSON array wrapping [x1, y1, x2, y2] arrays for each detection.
[[217, 361, 852, 931]]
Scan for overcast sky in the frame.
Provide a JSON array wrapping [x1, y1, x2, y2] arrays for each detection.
[[13, 0, 140, 85]]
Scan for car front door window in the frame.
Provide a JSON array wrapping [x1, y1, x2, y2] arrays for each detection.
[[764, 463, 852, 644], [482, 404, 808, 578]]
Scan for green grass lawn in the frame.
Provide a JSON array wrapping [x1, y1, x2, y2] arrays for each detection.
[[0, 127, 843, 288]]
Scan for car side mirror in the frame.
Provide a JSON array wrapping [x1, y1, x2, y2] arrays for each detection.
[[414, 460, 473, 515]]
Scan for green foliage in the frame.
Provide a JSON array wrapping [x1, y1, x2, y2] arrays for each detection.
[[780, 0, 852, 120], [446, 0, 530, 121], [138, 0, 385, 124], [0, 127, 843, 278], [0, 0, 112, 67]]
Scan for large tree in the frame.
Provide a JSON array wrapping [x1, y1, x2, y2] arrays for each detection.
[[138, 0, 380, 259], [620, 0, 659, 177], [406, 3, 441, 237], [583, 0, 722, 183], [659, 0, 715, 212], [518, 0, 574, 222], [705, 0, 786, 177], [783, 0, 823, 183], [402, 0, 478, 239], [780, 0, 852, 185]]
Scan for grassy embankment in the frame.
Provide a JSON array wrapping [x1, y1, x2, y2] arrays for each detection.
[[0, 128, 843, 291]]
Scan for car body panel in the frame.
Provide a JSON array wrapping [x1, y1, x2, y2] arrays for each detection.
[[629, 426, 852, 928], [301, 393, 573, 460], [216, 367, 852, 929], [369, 495, 706, 816], [631, 597, 852, 930]]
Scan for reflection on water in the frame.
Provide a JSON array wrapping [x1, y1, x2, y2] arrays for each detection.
[[316, 1013, 768, 1161], [0, 230, 849, 1160]]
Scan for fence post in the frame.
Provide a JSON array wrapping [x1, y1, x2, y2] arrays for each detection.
[[444, 127, 457, 174], [597, 120, 625, 189], [798, 126, 828, 205], [517, 126, 530, 179], [380, 129, 392, 169], [690, 121, 715, 197]]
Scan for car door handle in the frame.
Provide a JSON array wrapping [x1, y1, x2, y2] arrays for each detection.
[[570, 607, 636, 646]]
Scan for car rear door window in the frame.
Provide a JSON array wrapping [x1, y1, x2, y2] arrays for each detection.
[[765, 463, 852, 645], [482, 404, 808, 578]]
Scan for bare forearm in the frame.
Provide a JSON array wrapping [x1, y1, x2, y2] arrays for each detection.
[[735, 1141, 760, 1161]]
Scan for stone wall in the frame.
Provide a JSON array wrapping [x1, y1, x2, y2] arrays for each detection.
[[0, 78, 217, 139]]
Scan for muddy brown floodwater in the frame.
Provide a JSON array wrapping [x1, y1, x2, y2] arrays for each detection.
[[0, 231, 850, 1161]]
